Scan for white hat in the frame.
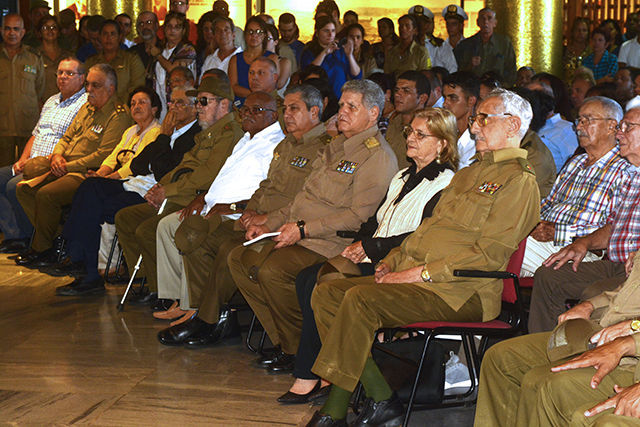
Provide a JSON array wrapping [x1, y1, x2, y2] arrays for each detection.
[[441, 4, 468, 21], [408, 5, 434, 19]]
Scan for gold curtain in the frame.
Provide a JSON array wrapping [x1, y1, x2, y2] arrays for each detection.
[[486, 0, 563, 76], [89, 0, 150, 37]]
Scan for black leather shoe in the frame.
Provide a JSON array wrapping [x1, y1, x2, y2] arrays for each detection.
[[151, 298, 176, 312], [268, 352, 296, 373], [255, 347, 280, 367], [184, 308, 241, 348], [128, 290, 158, 306], [157, 316, 209, 346], [15, 248, 56, 268], [277, 382, 331, 404], [305, 411, 347, 427], [0, 238, 29, 254], [40, 257, 86, 277], [352, 392, 404, 427], [55, 277, 105, 296]]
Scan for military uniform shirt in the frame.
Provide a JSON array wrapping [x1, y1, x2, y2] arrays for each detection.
[[51, 95, 132, 172], [384, 41, 431, 77], [385, 114, 411, 170], [454, 32, 517, 86], [0, 43, 45, 137], [85, 50, 146, 103], [265, 125, 398, 258]]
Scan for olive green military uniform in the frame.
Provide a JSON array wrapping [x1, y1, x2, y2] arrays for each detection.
[[475, 251, 640, 426], [228, 125, 398, 355], [383, 41, 431, 77], [454, 32, 517, 86], [39, 47, 73, 102], [385, 113, 410, 170], [310, 147, 540, 392], [85, 50, 146, 103], [16, 95, 131, 252], [0, 43, 45, 166], [190, 123, 331, 324], [115, 113, 244, 293], [521, 130, 556, 199]]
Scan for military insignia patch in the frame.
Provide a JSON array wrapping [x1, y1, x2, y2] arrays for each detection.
[[273, 152, 280, 161], [364, 137, 380, 149], [290, 156, 308, 168], [336, 160, 358, 174], [23, 65, 37, 74], [448, 4, 457, 13], [91, 124, 104, 134], [477, 181, 502, 194]]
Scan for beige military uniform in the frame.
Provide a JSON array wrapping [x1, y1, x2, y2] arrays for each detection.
[[384, 41, 431, 77], [311, 147, 541, 392], [0, 43, 45, 166], [228, 125, 398, 355], [521, 130, 556, 199], [16, 95, 131, 252], [85, 50, 146, 103], [115, 112, 244, 293], [188, 123, 331, 324], [385, 113, 410, 170], [475, 250, 640, 427]]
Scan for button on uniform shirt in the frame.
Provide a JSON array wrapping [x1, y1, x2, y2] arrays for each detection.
[[540, 146, 630, 246], [617, 37, 640, 67], [203, 121, 285, 218], [607, 165, 640, 263], [0, 43, 45, 137], [265, 125, 398, 258], [538, 113, 579, 172], [29, 89, 87, 158]]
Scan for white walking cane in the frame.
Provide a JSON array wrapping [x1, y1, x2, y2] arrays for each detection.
[[117, 198, 168, 312]]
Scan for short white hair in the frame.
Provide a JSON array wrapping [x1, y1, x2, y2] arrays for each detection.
[[484, 88, 533, 139], [582, 96, 624, 122]]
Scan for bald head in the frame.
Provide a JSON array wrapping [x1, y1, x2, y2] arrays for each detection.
[[241, 92, 278, 136], [2, 14, 25, 49]]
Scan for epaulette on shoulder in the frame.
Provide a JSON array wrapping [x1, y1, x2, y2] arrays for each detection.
[[320, 133, 332, 144], [517, 157, 536, 175], [115, 104, 127, 114], [364, 136, 380, 149]]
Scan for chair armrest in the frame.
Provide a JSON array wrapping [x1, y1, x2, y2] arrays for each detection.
[[453, 270, 516, 280]]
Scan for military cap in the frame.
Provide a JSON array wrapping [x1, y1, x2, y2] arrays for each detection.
[[174, 214, 215, 254], [408, 5, 434, 19], [22, 156, 51, 179], [442, 4, 468, 21], [547, 318, 602, 362], [30, 0, 51, 11], [188, 76, 234, 101]]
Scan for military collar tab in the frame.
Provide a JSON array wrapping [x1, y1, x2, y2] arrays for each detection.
[[343, 125, 378, 152], [490, 147, 528, 163], [301, 122, 327, 144]]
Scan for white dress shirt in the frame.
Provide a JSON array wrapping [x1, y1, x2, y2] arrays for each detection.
[[457, 129, 476, 169], [203, 121, 285, 217], [618, 37, 640, 67], [199, 46, 243, 83]]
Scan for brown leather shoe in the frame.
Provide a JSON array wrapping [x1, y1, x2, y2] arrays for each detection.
[[169, 310, 197, 326]]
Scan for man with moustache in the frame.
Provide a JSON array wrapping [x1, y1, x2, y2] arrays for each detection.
[[129, 12, 163, 88]]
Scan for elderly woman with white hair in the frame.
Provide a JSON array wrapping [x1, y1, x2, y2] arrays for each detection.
[[304, 88, 541, 427]]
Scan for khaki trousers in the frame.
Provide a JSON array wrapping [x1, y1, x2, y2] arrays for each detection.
[[529, 260, 627, 333], [156, 212, 191, 308], [184, 219, 244, 324], [16, 173, 84, 251], [228, 243, 326, 354], [474, 332, 636, 427], [114, 201, 182, 292], [311, 276, 483, 392]]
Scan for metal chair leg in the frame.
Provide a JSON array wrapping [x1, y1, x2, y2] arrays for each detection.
[[104, 231, 118, 284], [403, 331, 434, 427]]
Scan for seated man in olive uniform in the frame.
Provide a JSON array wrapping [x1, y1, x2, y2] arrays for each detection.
[[475, 249, 640, 426], [114, 75, 244, 308], [15, 63, 131, 268], [303, 89, 540, 427], [155, 84, 331, 346], [228, 79, 399, 374]]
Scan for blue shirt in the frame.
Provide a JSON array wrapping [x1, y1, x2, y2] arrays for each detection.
[[301, 47, 362, 98], [538, 113, 579, 172], [582, 50, 618, 80]]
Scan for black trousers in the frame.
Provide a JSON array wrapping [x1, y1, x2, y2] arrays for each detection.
[[62, 177, 145, 280]]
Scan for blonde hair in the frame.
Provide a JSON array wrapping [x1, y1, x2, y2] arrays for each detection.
[[412, 107, 459, 170]]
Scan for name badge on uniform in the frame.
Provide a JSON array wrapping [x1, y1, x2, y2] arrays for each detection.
[[91, 124, 104, 134], [336, 160, 358, 174], [477, 181, 502, 195], [290, 156, 309, 168], [23, 64, 37, 74]]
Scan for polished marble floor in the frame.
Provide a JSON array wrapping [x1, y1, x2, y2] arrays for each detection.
[[0, 253, 474, 426]]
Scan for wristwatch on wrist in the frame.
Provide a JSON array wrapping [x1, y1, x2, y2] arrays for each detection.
[[420, 265, 432, 282], [230, 203, 237, 212], [296, 220, 306, 239], [631, 319, 640, 332]]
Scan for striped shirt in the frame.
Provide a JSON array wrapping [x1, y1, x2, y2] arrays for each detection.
[[541, 146, 630, 246], [608, 166, 640, 263], [30, 89, 87, 158]]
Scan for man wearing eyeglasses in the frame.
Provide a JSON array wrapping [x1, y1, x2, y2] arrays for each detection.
[[385, 70, 430, 170], [15, 64, 131, 268], [519, 97, 630, 295], [0, 13, 45, 168], [157, 0, 197, 46], [528, 106, 640, 333], [129, 12, 163, 88], [0, 57, 87, 255], [115, 75, 244, 307]]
